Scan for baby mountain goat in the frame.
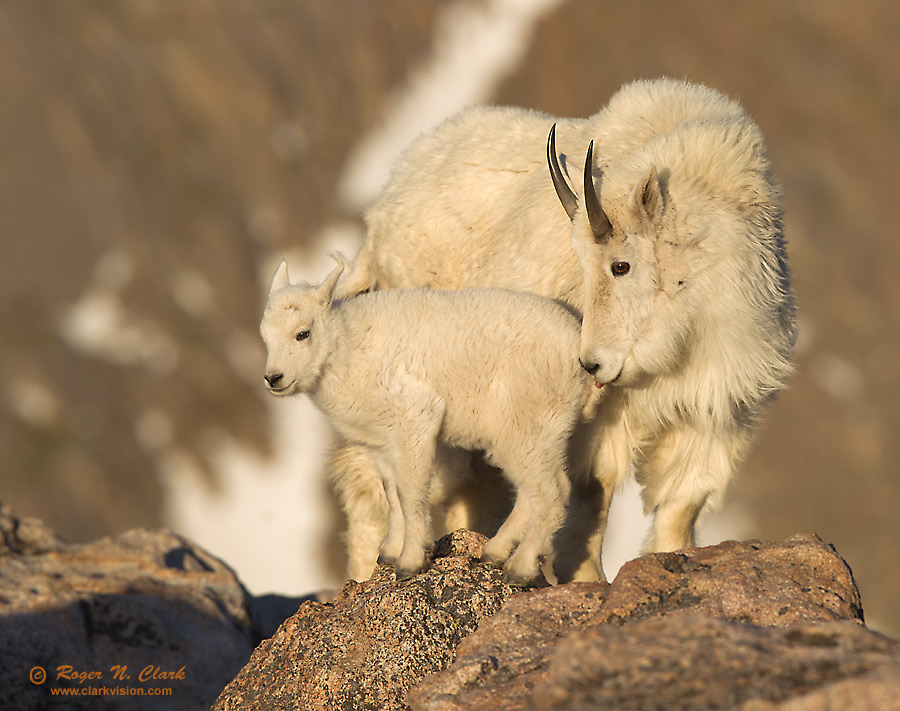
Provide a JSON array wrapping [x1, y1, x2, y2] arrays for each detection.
[[260, 259, 603, 583]]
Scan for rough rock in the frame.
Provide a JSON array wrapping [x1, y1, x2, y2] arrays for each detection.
[[7, 505, 896, 711], [525, 617, 900, 711], [0, 504, 256, 710], [212, 529, 535, 711], [409, 534, 890, 710], [598, 533, 864, 627]]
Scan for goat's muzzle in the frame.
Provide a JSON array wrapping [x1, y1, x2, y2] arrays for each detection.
[[264, 372, 284, 389], [579, 358, 600, 376]]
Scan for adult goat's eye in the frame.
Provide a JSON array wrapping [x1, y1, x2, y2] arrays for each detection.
[[296, 330, 310, 342], [611, 261, 631, 277]]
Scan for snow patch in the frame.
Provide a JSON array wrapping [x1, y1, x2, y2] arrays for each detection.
[[160, 397, 339, 595], [59, 288, 179, 374], [338, 0, 569, 211]]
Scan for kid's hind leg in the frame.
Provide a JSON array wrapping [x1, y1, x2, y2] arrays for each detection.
[[479, 491, 533, 567], [503, 464, 571, 585], [326, 443, 389, 582], [483, 440, 571, 585]]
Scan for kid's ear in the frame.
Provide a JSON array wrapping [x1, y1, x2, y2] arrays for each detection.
[[270, 260, 291, 295], [317, 262, 345, 307]]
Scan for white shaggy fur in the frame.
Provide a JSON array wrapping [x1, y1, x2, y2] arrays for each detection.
[[335, 77, 796, 579], [260, 259, 602, 583]]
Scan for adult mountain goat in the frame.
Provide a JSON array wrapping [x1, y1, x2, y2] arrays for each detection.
[[335, 76, 796, 582], [261, 259, 603, 583]]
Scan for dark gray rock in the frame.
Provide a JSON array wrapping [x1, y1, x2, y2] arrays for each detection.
[[0, 504, 255, 710]]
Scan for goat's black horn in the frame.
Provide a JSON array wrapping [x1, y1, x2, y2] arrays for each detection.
[[547, 123, 578, 221], [583, 141, 612, 241]]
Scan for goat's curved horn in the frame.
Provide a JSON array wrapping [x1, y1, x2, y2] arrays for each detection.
[[547, 124, 578, 221], [583, 141, 612, 241]]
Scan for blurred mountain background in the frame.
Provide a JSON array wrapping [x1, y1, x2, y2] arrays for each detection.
[[1, 0, 898, 635]]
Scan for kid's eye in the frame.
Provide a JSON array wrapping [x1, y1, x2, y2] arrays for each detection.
[[611, 261, 631, 277], [296, 330, 310, 342]]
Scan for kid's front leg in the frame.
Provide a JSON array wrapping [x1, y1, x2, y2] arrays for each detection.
[[386, 375, 447, 580], [372, 453, 406, 565]]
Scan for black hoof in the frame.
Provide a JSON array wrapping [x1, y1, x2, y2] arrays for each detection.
[[395, 566, 420, 582], [503, 571, 540, 588], [479, 553, 504, 568]]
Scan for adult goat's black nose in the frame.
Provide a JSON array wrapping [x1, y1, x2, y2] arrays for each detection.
[[579, 358, 600, 376], [264, 372, 284, 388]]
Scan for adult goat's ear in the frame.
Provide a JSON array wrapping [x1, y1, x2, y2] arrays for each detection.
[[630, 166, 664, 223], [270, 260, 290, 295], [317, 262, 345, 307]]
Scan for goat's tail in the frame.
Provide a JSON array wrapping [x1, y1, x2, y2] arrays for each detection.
[[333, 237, 378, 300]]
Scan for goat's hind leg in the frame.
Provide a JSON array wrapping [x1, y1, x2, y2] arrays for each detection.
[[326, 442, 390, 582], [479, 489, 532, 569]]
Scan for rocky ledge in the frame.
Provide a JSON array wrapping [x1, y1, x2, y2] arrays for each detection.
[[2, 503, 899, 710], [215, 530, 900, 711], [0, 503, 307, 710]]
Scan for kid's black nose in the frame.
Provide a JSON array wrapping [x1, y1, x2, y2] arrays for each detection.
[[264, 372, 284, 388], [579, 358, 600, 376]]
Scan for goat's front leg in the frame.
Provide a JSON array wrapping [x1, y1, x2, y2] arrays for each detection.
[[638, 422, 751, 553], [552, 474, 613, 583], [370, 450, 406, 566]]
